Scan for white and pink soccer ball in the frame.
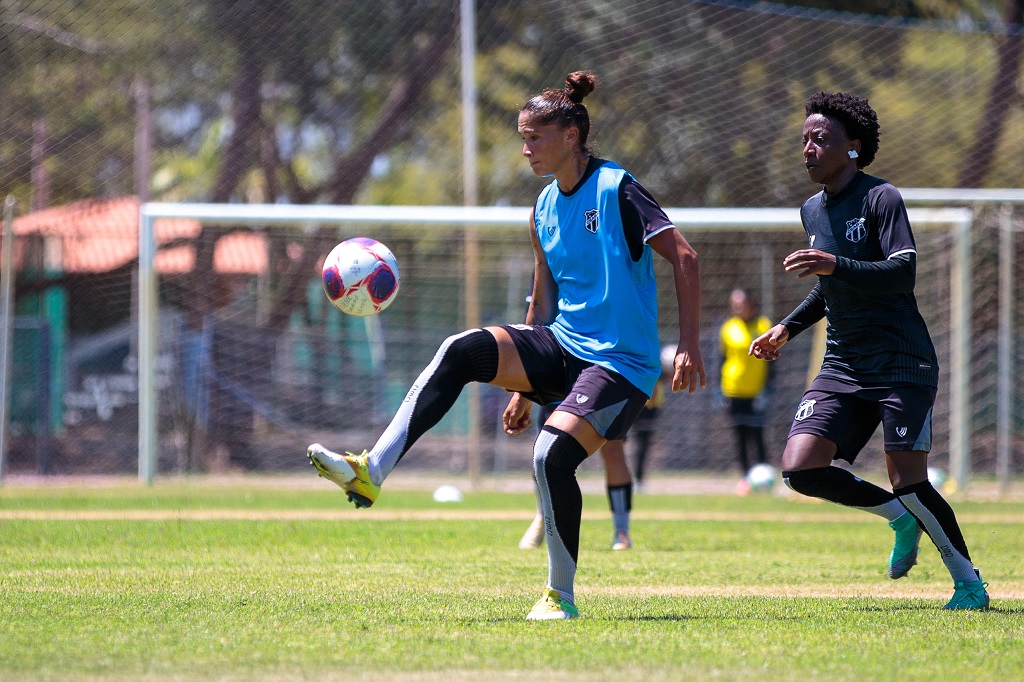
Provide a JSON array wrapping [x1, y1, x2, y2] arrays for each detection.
[[321, 238, 400, 316]]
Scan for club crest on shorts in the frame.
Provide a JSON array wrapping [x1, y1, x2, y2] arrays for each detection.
[[795, 399, 816, 421], [845, 217, 867, 243], [575, 394, 589, 404], [896, 426, 908, 438], [584, 208, 599, 234]]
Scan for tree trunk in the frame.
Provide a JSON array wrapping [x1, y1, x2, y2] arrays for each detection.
[[185, 52, 264, 332], [265, 5, 459, 334], [958, 0, 1024, 188]]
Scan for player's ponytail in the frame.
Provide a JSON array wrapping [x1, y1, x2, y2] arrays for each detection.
[[564, 70, 597, 104]]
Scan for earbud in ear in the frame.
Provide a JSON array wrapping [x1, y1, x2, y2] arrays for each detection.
[[848, 149, 859, 159]]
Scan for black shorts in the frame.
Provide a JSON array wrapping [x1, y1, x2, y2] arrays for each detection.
[[631, 405, 659, 433], [728, 397, 765, 429], [788, 376, 936, 463], [502, 324, 650, 441]]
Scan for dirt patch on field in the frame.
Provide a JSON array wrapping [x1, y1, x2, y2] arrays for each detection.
[[589, 582, 1024, 601], [2, 508, 1021, 525]]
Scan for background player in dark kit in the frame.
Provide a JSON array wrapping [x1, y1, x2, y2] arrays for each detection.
[[749, 91, 989, 610]]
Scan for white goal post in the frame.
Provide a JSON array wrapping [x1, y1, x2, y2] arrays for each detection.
[[137, 201, 978, 487]]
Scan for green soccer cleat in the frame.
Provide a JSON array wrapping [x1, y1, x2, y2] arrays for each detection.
[[943, 570, 990, 611], [526, 588, 579, 621], [888, 512, 923, 579], [306, 443, 380, 509]]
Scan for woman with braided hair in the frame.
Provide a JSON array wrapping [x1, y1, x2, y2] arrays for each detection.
[[306, 70, 706, 620]]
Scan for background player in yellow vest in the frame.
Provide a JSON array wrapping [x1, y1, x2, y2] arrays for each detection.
[[719, 289, 773, 494]]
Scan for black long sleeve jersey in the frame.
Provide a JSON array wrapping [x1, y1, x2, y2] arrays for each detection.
[[781, 171, 939, 388]]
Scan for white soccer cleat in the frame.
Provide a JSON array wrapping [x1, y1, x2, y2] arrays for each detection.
[[611, 530, 633, 551]]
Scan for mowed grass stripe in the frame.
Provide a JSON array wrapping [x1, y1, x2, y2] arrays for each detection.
[[0, 508, 1021, 523]]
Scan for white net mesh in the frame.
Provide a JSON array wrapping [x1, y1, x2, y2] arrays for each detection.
[[1, 0, 1022, 482], [125, 207, 984, 482]]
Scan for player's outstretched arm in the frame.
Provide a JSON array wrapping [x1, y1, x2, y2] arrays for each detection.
[[649, 228, 706, 394], [749, 324, 790, 361]]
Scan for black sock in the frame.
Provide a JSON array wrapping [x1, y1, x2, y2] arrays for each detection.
[[393, 329, 498, 464], [783, 466, 897, 508], [753, 428, 767, 465], [537, 425, 588, 563], [607, 483, 632, 515], [735, 426, 750, 472], [894, 480, 973, 567], [633, 431, 651, 483]]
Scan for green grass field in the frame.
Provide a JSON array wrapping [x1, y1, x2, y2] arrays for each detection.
[[2, 476, 1023, 681]]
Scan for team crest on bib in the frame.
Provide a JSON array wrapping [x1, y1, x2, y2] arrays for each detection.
[[794, 399, 816, 422], [584, 208, 599, 234], [845, 217, 867, 243]]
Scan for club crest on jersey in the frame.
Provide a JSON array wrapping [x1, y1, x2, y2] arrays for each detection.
[[845, 217, 867, 243], [584, 208, 599, 234], [794, 399, 816, 422]]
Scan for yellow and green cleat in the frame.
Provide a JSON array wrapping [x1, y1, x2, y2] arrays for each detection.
[[526, 588, 579, 621], [306, 443, 380, 509]]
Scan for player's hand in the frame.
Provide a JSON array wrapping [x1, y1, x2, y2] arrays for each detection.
[[783, 249, 836, 278], [503, 393, 533, 436], [669, 345, 707, 395], [749, 324, 789, 361]]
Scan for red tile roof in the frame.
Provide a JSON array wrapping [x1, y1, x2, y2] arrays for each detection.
[[10, 197, 268, 274]]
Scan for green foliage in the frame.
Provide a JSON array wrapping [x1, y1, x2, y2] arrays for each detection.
[[1, 482, 1022, 680], [3, 0, 1021, 208]]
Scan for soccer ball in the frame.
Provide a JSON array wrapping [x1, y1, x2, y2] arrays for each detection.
[[660, 344, 677, 375], [745, 463, 777, 492], [432, 485, 464, 503], [927, 466, 957, 494], [321, 238, 400, 316]]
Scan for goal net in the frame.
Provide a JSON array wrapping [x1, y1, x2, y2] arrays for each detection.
[[121, 202, 983, 486]]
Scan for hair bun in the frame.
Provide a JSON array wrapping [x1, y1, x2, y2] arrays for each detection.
[[565, 71, 597, 104]]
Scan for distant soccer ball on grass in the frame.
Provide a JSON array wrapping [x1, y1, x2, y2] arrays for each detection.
[[432, 485, 463, 503], [746, 463, 777, 492], [928, 466, 957, 495], [321, 237, 400, 316]]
